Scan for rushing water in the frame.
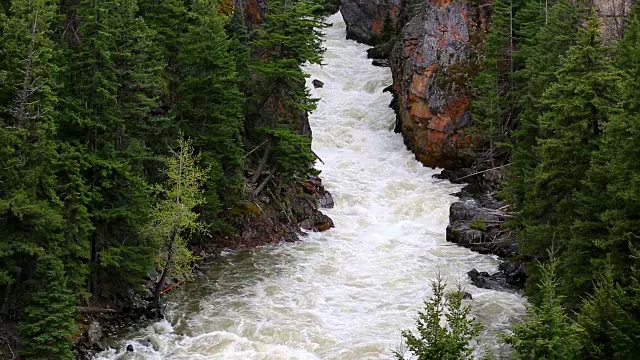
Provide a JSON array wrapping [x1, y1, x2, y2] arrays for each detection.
[[95, 13, 526, 360]]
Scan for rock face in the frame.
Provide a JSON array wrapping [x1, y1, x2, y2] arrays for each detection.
[[340, 0, 402, 44], [390, 0, 479, 169], [446, 198, 517, 258]]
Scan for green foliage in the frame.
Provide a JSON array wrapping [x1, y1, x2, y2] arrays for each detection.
[[503, 255, 581, 359], [470, 218, 488, 231], [575, 264, 640, 359], [395, 275, 481, 360], [267, 128, 315, 178], [177, 0, 245, 228], [515, 13, 622, 299], [381, 10, 395, 42], [20, 256, 76, 359], [503, 0, 580, 211], [148, 137, 206, 307]]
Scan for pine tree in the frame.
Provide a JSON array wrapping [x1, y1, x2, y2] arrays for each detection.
[[247, 0, 326, 182], [503, 0, 580, 213], [503, 255, 581, 359], [177, 0, 245, 231], [19, 256, 76, 360], [147, 137, 206, 314], [395, 275, 481, 360], [0, 0, 68, 304], [517, 14, 622, 295]]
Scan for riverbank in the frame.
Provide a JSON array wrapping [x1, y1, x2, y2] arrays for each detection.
[[74, 175, 334, 358]]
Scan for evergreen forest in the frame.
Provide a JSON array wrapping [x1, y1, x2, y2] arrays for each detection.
[[0, 0, 331, 356]]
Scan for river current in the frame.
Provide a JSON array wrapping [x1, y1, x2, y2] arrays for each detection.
[[95, 13, 526, 360]]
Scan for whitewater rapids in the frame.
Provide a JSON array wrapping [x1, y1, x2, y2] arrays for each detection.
[[95, 13, 525, 360]]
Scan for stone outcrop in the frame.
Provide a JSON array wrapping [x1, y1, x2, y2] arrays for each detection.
[[341, 0, 481, 169], [340, 0, 402, 44], [390, 0, 481, 169]]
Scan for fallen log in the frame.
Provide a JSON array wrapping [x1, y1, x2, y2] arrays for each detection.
[[161, 280, 185, 295], [76, 306, 116, 314]]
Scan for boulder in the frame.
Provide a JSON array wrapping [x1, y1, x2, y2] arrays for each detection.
[[446, 198, 518, 258], [372, 59, 389, 67], [367, 40, 395, 59], [312, 79, 324, 88]]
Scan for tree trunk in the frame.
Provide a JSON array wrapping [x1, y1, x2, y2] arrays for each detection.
[[154, 228, 177, 317]]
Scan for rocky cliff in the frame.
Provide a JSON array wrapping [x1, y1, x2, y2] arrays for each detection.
[[342, 0, 482, 170], [340, 0, 402, 43], [390, 0, 482, 169]]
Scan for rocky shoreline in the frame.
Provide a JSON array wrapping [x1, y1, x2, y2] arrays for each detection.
[[435, 169, 526, 292], [74, 176, 334, 358]]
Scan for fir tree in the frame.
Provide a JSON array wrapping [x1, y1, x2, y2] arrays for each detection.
[[395, 275, 481, 360], [517, 14, 622, 296], [19, 256, 76, 360], [177, 0, 245, 231], [503, 255, 581, 359]]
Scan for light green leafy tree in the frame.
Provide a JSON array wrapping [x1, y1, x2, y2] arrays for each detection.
[[148, 137, 207, 314]]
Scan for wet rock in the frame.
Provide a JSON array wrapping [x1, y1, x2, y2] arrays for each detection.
[[463, 291, 473, 300], [468, 269, 510, 291], [372, 59, 389, 67], [126, 344, 134, 352], [318, 191, 334, 209], [312, 79, 324, 88], [446, 198, 518, 258], [87, 321, 102, 344], [340, 0, 402, 44], [499, 261, 527, 287], [367, 40, 395, 59]]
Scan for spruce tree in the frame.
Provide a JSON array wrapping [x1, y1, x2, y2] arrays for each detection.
[[60, 0, 162, 297], [19, 256, 76, 360], [0, 0, 67, 301], [395, 275, 481, 360], [503, 255, 581, 359], [177, 0, 245, 231], [517, 14, 622, 296], [247, 0, 325, 182], [470, 0, 519, 162], [576, 265, 639, 359], [503, 0, 580, 211], [567, 7, 640, 300]]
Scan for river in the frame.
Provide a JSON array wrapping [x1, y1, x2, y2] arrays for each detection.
[[95, 13, 526, 360]]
